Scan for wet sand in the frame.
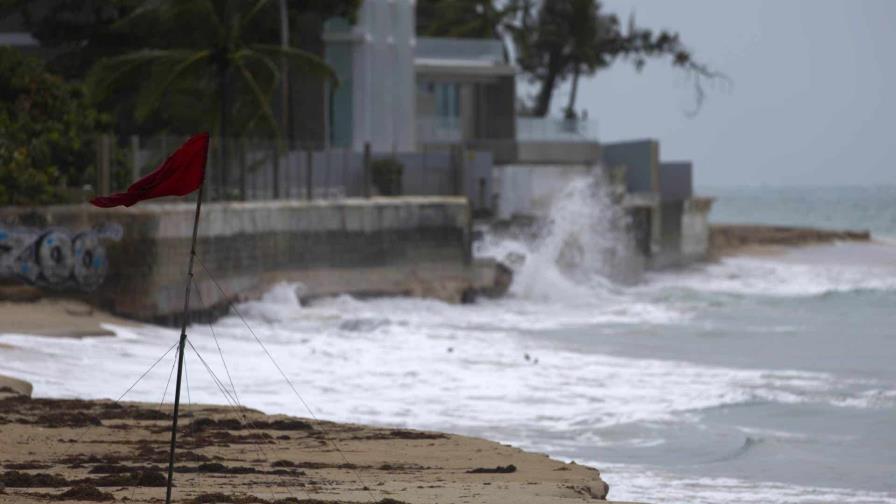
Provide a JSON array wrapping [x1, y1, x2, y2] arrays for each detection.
[[0, 385, 622, 503], [0, 298, 135, 339]]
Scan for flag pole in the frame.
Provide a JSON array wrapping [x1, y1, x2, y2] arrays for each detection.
[[165, 181, 205, 504]]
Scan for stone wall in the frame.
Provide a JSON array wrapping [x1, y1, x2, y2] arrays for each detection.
[[1, 197, 497, 324]]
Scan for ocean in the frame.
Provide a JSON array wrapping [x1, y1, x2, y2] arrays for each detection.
[[2, 184, 895, 503]]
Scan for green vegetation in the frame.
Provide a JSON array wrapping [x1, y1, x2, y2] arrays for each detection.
[[0, 48, 120, 205], [8, 0, 360, 137], [86, 1, 334, 141], [418, 0, 724, 117], [0, 0, 361, 205]]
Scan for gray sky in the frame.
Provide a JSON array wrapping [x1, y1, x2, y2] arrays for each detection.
[[553, 0, 895, 187]]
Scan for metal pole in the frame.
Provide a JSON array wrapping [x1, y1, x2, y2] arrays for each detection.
[[164, 181, 205, 504], [305, 148, 313, 200]]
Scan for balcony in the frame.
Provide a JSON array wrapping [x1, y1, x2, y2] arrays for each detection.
[[415, 37, 505, 64], [516, 117, 599, 143]]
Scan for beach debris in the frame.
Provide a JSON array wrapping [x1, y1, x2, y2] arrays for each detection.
[[190, 492, 267, 503], [189, 495, 410, 504], [55, 484, 115, 501], [1, 470, 68, 487], [386, 429, 447, 440], [35, 411, 102, 428], [3, 462, 51, 470], [86, 469, 167, 487], [467, 464, 517, 474], [188, 417, 312, 433]]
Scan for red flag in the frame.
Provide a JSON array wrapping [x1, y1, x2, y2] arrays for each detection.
[[90, 132, 210, 208]]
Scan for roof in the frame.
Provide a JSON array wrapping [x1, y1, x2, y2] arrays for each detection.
[[414, 36, 515, 78]]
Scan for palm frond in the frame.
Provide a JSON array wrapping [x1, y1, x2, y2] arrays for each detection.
[[134, 50, 211, 121], [235, 59, 281, 141], [87, 50, 199, 103], [250, 44, 337, 85], [239, 0, 272, 35], [112, 0, 225, 47]]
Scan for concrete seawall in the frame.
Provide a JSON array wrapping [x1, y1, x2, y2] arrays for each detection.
[[710, 224, 871, 257], [1, 197, 505, 324]]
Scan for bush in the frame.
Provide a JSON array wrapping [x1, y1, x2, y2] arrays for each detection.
[[371, 157, 404, 196], [0, 47, 120, 205]]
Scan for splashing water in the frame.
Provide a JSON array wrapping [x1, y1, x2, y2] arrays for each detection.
[[476, 169, 642, 302]]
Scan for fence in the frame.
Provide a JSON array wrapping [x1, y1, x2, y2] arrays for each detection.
[[95, 135, 494, 213]]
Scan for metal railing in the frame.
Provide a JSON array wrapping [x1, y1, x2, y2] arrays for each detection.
[[93, 135, 494, 213]]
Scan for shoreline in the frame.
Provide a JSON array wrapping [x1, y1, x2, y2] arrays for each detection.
[[0, 296, 136, 339], [709, 223, 872, 258], [0, 223, 879, 338], [0, 381, 625, 503]]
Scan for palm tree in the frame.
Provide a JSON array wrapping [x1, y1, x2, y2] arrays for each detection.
[[87, 0, 336, 196]]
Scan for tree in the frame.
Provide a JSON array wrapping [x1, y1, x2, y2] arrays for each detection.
[[84, 0, 340, 196], [417, 0, 722, 117], [417, 0, 530, 62], [5, 0, 361, 136], [418, 0, 518, 39], [0, 47, 120, 205], [514, 0, 724, 117], [87, 1, 334, 138]]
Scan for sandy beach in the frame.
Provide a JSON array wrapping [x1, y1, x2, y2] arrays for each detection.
[[0, 296, 135, 339], [0, 382, 620, 503], [0, 292, 624, 503]]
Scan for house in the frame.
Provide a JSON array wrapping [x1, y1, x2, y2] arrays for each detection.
[[320, 0, 515, 154], [3, 0, 713, 268]]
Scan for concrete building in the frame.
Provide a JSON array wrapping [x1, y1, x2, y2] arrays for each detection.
[[322, 2, 416, 152], [321, 0, 516, 155], [602, 140, 714, 267], [316, 0, 712, 268]]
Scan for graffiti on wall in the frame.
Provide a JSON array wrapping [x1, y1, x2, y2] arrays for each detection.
[[0, 223, 122, 291]]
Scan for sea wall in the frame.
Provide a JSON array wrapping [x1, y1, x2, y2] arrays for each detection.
[[710, 224, 871, 257], [1, 197, 503, 324]]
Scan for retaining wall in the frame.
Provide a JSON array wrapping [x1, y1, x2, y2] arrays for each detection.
[[0, 197, 498, 324]]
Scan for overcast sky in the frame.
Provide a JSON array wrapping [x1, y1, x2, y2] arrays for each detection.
[[553, 0, 894, 187]]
